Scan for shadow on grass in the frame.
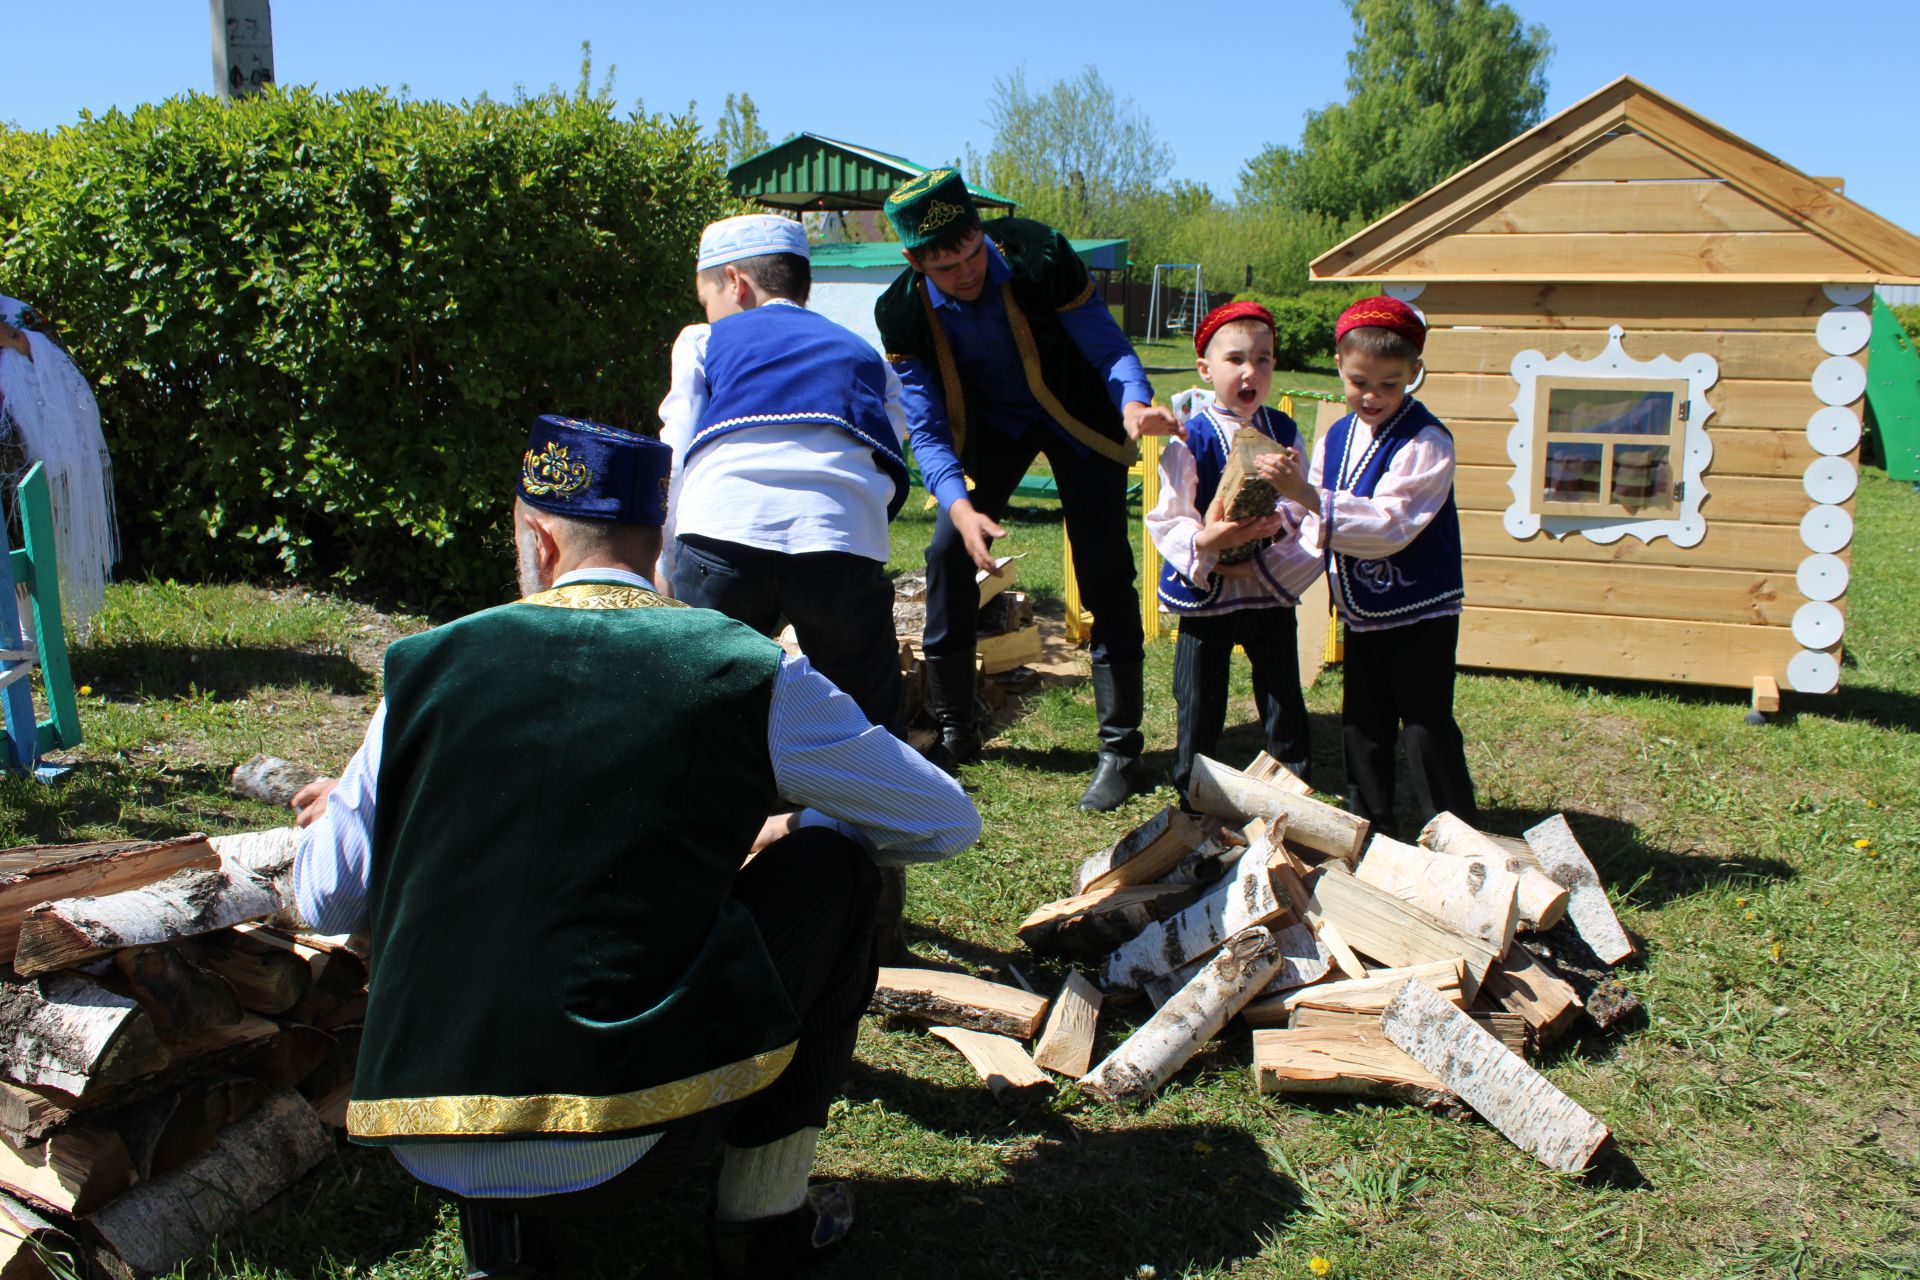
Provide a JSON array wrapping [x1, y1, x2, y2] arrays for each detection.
[[1521, 667, 1920, 736], [76, 642, 370, 700], [0, 760, 251, 847]]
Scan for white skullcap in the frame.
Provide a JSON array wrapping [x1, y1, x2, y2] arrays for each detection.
[[696, 215, 810, 271]]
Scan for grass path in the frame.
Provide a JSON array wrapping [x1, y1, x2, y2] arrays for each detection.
[[4, 475, 1915, 1279]]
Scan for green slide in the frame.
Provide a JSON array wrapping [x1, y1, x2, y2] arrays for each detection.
[[1868, 298, 1920, 484]]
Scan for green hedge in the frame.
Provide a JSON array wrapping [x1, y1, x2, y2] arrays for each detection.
[[0, 87, 733, 610], [1232, 288, 1370, 372], [1895, 303, 1920, 345]]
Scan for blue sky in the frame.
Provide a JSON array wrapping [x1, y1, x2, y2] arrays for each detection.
[[6, 1, 1916, 234]]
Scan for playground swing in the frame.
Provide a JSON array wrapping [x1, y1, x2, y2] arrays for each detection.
[[1145, 264, 1205, 340], [1, 463, 83, 780]]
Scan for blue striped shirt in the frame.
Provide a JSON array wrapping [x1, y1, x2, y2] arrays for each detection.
[[293, 567, 980, 1197]]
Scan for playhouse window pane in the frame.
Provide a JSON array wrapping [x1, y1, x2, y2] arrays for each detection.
[[1542, 442, 1604, 502], [1545, 387, 1675, 436], [1612, 445, 1674, 509]]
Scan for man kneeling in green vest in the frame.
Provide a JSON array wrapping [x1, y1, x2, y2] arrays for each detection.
[[291, 416, 980, 1279]]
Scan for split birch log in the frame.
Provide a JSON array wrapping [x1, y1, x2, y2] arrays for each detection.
[[1524, 815, 1636, 964], [0, 1084, 74, 1149], [1101, 828, 1292, 991], [1082, 927, 1284, 1101], [1214, 429, 1286, 564], [1290, 1005, 1529, 1056], [1252, 1024, 1452, 1105], [1142, 918, 1331, 1009], [1032, 970, 1102, 1078], [1188, 755, 1368, 861], [1418, 812, 1567, 931], [14, 848, 295, 976], [870, 969, 1049, 1040], [0, 1191, 77, 1279], [228, 755, 321, 808], [1306, 864, 1501, 991], [0, 973, 170, 1095], [0, 1125, 132, 1215], [176, 929, 311, 1015], [1161, 827, 1248, 888], [110, 944, 244, 1042], [1242, 752, 1313, 796], [1380, 979, 1612, 1173], [1017, 883, 1201, 962], [1071, 807, 1211, 894], [0, 836, 219, 964], [87, 1089, 334, 1280], [254, 927, 369, 1026], [1239, 958, 1470, 1028], [1522, 920, 1640, 1030], [1482, 948, 1584, 1045], [1355, 834, 1519, 957], [927, 1028, 1051, 1101], [1247, 819, 1311, 915], [976, 557, 1017, 609], [115, 1074, 270, 1180]]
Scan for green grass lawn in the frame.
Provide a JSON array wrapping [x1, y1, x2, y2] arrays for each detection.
[[5, 473, 1917, 1279]]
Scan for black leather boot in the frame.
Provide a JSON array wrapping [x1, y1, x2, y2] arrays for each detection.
[[709, 1182, 856, 1279], [1079, 660, 1146, 812], [457, 1200, 538, 1280], [923, 653, 981, 773]]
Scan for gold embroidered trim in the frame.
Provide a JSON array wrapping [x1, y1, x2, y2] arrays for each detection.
[[1055, 278, 1096, 312], [884, 352, 916, 365], [1000, 282, 1139, 466], [920, 283, 967, 460], [886, 167, 952, 209], [521, 442, 591, 497], [917, 199, 965, 236], [517, 583, 685, 610], [347, 1043, 797, 1138]]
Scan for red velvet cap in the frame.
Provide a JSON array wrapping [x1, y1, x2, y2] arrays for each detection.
[[1194, 300, 1275, 359], [1335, 296, 1426, 353]]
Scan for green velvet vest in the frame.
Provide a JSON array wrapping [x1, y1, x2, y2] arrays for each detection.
[[347, 580, 797, 1146], [875, 217, 1136, 468]]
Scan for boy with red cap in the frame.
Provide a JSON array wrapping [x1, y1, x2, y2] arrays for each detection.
[[1147, 301, 1320, 807], [1267, 295, 1476, 835]]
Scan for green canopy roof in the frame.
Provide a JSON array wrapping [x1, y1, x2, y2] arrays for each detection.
[[728, 133, 1016, 213]]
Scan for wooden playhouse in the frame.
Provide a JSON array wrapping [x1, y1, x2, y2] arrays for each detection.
[[1310, 76, 1920, 707]]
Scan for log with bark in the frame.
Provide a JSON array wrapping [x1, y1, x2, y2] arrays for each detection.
[[1482, 948, 1584, 1045], [0, 1191, 77, 1280], [109, 945, 243, 1042], [1523, 815, 1636, 965], [1187, 755, 1368, 861], [1018, 883, 1201, 962], [1082, 927, 1285, 1101], [1071, 807, 1212, 894], [1238, 958, 1471, 1028], [0, 973, 170, 1096], [175, 929, 311, 1016], [1289, 1005, 1529, 1056], [0, 1124, 132, 1215], [1417, 812, 1567, 931], [1032, 970, 1102, 1079], [869, 969, 1049, 1040], [1380, 979, 1612, 1173], [1306, 864, 1502, 990], [1355, 834, 1519, 957], [1101, 827, 1293, 991], [1521, 921, 1641, 1030], [1140, 919, 1331, 1009], [113, 1074, 270, 1180], [228, 755, 321, 808], [0, 837, 218, 964], [1241, 752, 1313, 796], [1252, 1023, 1453, 1105], [927, 1028, 1051, 1101]]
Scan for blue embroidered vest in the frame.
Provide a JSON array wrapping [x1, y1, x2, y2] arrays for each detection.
[[695, 303, 910, 518], [1158, 404, 1301, 614], [1322, 398, 1465, 623]]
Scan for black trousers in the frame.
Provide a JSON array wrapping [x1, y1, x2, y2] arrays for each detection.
[[1171, 607, 1311, 806], [672, 534, 902, 734], [923, 426, 1143, 666], [1341, 613, 1477, 838], [477, 827, 882, 1220]]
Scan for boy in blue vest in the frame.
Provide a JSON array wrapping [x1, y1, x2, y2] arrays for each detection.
[[1275, 295, 1477, 835], [658, 215, 910, 733], [1147, 302, 1319, 809]]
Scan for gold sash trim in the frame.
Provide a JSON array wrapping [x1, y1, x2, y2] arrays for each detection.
[[919, 283, 968, 461], [1055, 278, 1096, 312], [1000, 282, 1139, 467], [517, 582, 684, 611], [347, 1042, 797, 1138]]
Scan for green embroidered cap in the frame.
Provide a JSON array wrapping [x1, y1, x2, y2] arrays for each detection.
[[883, 168, 978, 250]]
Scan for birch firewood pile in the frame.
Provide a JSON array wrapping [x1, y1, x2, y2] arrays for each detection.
[[0, 828, 365, 1278], [875, 750, 1643, 1175]]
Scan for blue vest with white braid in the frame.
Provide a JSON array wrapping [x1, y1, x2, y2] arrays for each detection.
[[1158, 404, 1302, 614], [1322, 397, 1464, 623], [694, 303, 910, 519]]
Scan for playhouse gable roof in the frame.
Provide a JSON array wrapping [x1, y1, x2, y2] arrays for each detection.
[[1310, 77, 1920, 285]]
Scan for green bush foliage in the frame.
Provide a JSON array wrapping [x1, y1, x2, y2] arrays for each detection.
[[1232, 289, 1370, 371], [1895, 303, 1920, 344], [0, 86, 732, 610]]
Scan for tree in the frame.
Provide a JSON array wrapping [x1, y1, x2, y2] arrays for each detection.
[[981, 66, 1173, 239], [1239, 0, 1552, 220], [713, 93, 769, 165]]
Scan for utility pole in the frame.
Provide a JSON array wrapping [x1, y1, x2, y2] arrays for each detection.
[[210, 0, 275, 100]]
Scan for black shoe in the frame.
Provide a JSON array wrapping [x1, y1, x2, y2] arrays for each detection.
[[457, 1201, 539, 1280], [1079, 659, 1145, 812], [925, 655, 982, 770], [709, 1182, 855, 1279], [1079, 752, 1145, 812]]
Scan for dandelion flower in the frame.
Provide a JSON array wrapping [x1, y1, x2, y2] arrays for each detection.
[[1854, 838, 1872, 849], [1771, 941, 1783, 963], [1309, 1258, 1332, 1277], [77, 685, 93, 696], [1734, 896, 1748, 907]]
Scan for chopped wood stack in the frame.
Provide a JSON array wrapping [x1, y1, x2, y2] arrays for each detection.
[[0, 829, 364, 1277], [991, 752, 1641, 1173]]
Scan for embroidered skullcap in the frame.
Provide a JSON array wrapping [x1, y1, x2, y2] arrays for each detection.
[[696, 215, 810, 271], [883, 168, 978, 251], [1335, 296, 1426, 353], [1194, 300, 1276, 359], [518, 415, 672, 526]]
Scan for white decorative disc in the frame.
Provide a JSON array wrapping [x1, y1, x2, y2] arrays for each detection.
[[1788, 649, 1840, 694], [1812, 356, 1868, 406], [1800, 504, 1854, 554], [1816, 307, 1871, 356], [1822, 284, 1873, 306], [1384, 283, 1425, 303], [1792, 601, 1844, 649], [1806, 405, 1863, 456], [1796, 553, 1850, 602], [1804, 456, 1858, 504]]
